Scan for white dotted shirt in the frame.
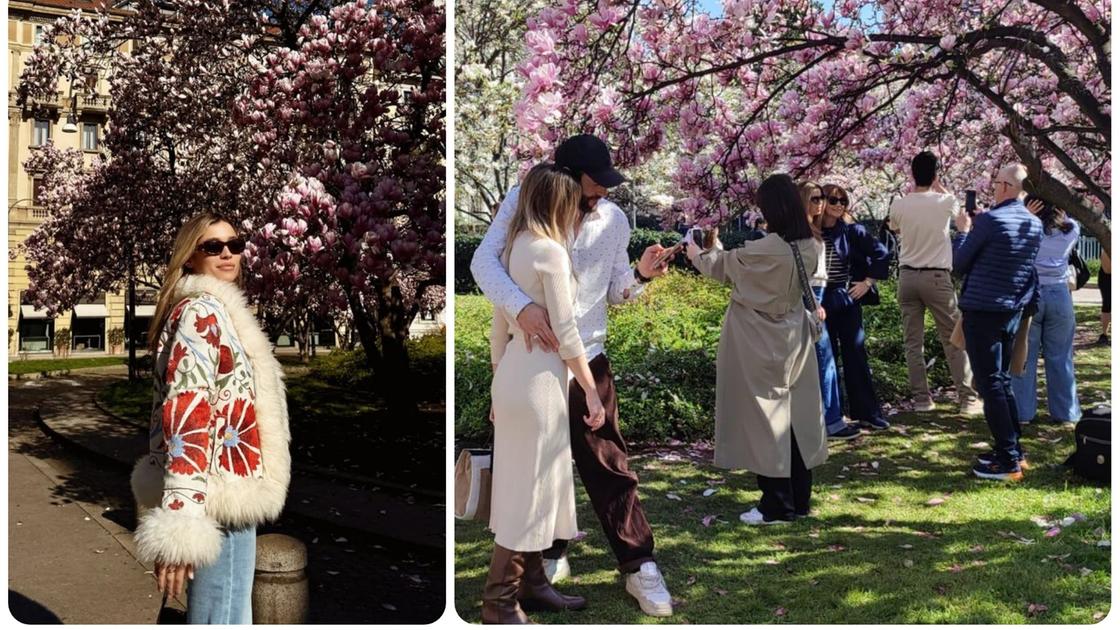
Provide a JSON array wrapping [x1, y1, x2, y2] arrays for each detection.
[[470, 185, 645, 360]]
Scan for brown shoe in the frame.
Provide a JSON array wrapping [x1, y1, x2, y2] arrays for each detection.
[[518, 552, 587, 612], [481, 545, 532, 624]]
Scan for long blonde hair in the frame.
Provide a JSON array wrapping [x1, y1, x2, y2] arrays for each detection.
[[147, 212, 236, 354], [502, 163, 583, 264], [798, 181, 824, 238]]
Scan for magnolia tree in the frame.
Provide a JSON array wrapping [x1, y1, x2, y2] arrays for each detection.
[[455, 0, 548, 225], [18, 1, 445, 406], [236, 1, 445, 410], [516, 0, 1110, 249]]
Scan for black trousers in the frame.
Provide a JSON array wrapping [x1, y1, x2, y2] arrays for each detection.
[[756, 429, 812, 521]]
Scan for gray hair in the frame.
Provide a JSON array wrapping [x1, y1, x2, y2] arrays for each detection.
[[996, 163, 1029, 192]]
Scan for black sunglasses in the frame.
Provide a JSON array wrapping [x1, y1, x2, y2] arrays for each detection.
[[827, 196, 849, 207], [197, 238, 246, 256]]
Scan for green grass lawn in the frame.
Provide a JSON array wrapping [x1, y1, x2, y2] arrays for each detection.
[[454, 308, 1112, 624], [9, 356, 127, 375]]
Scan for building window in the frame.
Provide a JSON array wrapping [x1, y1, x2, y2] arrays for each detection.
[[81, 123, 99, 151], [32, 178, 45, 207], [33, 25, 44, 45], [420, 309, 436, 321], [32, 119, 51, 147]]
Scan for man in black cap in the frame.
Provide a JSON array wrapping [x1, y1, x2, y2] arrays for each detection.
[[471, 134, 675, 617]]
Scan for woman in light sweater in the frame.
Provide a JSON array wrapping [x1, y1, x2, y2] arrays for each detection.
[[483, 163, 606, 624], [799, 181, 860, 441], [1010, 196, 1082, 424]]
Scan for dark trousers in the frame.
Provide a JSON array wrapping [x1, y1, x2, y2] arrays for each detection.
[[822, 287, 885, 423], [756, 429, 812, 521], [962, 309, 1024, 465], [542, 354, 655, 573]]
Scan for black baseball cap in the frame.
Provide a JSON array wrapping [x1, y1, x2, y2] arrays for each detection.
[[554, 134, 626, 188]]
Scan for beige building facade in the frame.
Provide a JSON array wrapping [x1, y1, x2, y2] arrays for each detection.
[[8, 0, 142, 357]]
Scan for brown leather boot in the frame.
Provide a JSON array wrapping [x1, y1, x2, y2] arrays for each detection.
[[518, 552, 587, 612], [481, 545, 531, 624]]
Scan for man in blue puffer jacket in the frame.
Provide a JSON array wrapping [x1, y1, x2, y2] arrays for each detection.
[[953, 163, 1043, 481]]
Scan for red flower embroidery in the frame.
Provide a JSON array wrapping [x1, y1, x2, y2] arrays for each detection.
[[165, 343, 189, 384], [161, 391, 213, 476], [218, 398, 262, 477], [168, 499, 184, 511], [194, 312, 221, 347], [218, 345, 234, 375], [169, 299, 191, 326], [192, 493, 205, 503]]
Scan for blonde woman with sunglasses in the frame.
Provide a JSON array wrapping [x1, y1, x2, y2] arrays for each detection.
[[132, 212, 290, 623]]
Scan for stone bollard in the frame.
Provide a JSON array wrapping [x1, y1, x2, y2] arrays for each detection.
[[252, 534, 309, 624]]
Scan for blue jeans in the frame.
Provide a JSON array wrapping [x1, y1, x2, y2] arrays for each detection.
[[821, 286, 885, 424], [962, 309, 1023, 465], [812, 287, 846, 434], [1011, 284, 1081, 423], [187, 526, 256, 624]]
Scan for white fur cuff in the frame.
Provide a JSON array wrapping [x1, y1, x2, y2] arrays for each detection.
[[135, 507, 224, 568]]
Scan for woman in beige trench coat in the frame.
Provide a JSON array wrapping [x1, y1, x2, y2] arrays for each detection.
[[686, 173, 828, 525]]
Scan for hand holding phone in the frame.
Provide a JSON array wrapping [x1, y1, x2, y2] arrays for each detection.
[[653, 240, 686, 268]]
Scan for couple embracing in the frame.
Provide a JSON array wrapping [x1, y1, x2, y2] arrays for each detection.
[[471, 135, 827, 624]]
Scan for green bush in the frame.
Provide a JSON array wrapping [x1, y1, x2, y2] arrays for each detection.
[[455, 232, 484, 294], [308, 332, 445, 400], [456, 272, 956, 443]]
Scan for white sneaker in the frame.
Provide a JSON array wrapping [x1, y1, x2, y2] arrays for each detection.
[[543, 556, 570, 584], [624, 561, 673, 617], [959, 399, 985, 417], [913, 398, 936, 412], [739, 507, 790, 525]]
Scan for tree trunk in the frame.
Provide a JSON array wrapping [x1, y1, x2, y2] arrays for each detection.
[[374, 280, 418, 416], [345, 285, 383, 372], [127, 251, 138, 382]]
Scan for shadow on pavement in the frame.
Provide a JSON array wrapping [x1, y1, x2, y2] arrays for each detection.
[[9, 590, 63, 624]]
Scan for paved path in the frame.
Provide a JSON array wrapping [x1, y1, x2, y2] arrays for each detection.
[[9, 373, 445, 623], [8, 375, 177, 623], [1073, 284, 1103, 306], [34, 373, 442, 548]]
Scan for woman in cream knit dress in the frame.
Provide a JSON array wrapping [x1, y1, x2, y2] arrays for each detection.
[[482, 163, 606, 624]]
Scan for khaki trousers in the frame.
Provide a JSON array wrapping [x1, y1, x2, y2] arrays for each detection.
[[898, 268, 977, 403]]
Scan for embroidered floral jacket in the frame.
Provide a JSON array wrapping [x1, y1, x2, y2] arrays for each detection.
[[131, 274, 290, 568]]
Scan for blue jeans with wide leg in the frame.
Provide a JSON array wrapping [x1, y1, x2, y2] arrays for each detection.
[[187, 525, 256, 624], [1011, 284, 1081, 423], [821, 286, 885, 425], [962, 309, 1024, 465], [812, 286, 846, 434]]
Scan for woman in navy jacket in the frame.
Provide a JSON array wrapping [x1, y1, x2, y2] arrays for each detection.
[[818, 184, 892, 430]]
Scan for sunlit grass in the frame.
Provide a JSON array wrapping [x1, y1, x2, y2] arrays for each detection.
[[454, 308, 1111, 624]]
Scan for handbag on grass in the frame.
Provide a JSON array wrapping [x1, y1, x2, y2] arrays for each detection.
[[453, 439, 493, 522], [789, 241, 824, 342]]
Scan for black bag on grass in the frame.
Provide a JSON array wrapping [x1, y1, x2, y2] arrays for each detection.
[[1064, 406, 1110, 483]]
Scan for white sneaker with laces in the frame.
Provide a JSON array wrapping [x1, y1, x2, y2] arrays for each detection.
[[543, 556, 570, 584], [625, 561, 673, 617], [739, 507, 790, 525]]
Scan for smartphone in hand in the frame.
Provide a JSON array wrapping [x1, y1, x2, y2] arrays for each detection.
[[965, 190, 977, 217], [653, 238, 687, 267]]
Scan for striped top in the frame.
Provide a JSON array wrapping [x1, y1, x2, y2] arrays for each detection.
[[825, 238, 850, 286]]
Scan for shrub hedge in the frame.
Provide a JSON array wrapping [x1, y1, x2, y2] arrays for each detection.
[[455, 270, 955, 443], [309, 331, 446, 402]]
